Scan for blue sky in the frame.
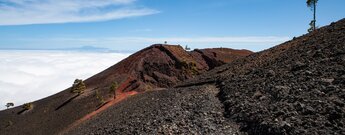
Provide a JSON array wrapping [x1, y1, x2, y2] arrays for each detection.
[[0, 0, 344, 52]]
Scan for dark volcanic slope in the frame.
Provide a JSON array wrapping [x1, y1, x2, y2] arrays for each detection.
[[0, 45, 251, 135], [180, 19, 345, 134], [68, 19, 345, 135], [67, 85, 242, 135]]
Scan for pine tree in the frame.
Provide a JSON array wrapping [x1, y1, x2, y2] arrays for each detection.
[[307, 0, 318, 32], [5, 102, 14, 109], [71, 79, 86, 95]]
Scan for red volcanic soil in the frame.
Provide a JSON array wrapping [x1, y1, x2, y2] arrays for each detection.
[[85, 44, 252, 92], [0, 44, 252, 135]]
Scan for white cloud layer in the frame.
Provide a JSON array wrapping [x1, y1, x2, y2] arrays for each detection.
[[0, 0, 158, 25], [18, 36, 289, 51], [0, 50, 130, 110], [105, 36, 291, 43], [32, 36, 289, 44]]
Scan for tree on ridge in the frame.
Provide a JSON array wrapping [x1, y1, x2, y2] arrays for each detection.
[[307, 0, 318, 32]]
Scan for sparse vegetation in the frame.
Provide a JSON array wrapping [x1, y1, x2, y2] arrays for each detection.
[[71, 79, 86, 95], [185, 45, 191, 51], [95, 90, 105, 104], [5, 102, 14, 109], [6, 120, 13, 128], [145, 84, 153, 91], [179, 60, 199, 75], [109, 82, 118, 99], [307, 0, 318, 32], [22, 103, 33, 110]]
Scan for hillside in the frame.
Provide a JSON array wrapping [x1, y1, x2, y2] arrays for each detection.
[[67, 19, 345, 135], [85, 45, 252, 92], [0, 45, 252, 135]]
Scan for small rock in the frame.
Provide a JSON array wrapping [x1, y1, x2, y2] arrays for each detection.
[[267, 70, 276, 77], [259, 96, 268, 101], [253, 91, 263, 99], [305, 70, 313, 75], [274, 118, 279, 122], [321, 78, 334, 84], [324, 85, 337, 93], [303, 106, 315, 115], [291, 61, 307, 71], [275, 85, 290, 90], [294, 102, 305, 111], [280, 121, 291, 127]]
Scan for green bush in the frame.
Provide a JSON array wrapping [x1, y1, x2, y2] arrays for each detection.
[[110, 82, 118, 92], [109, 82, 118, 99], [179, 60, 199, 75], [23, 103, 33, 110], [5, 102, 14, 109], [71, 79, 86, 94], [145, 84, 153, 91], [95, 90, 105, 104]]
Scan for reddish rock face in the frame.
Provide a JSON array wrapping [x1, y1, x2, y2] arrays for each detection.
[[85, 44, 252, 92]]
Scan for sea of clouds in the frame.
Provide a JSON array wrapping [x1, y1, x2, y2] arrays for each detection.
[[0, 50, 130, 110]]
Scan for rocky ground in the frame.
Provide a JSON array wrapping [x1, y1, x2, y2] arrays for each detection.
[[66, 85, 242, 135], [180, 18, 345, 134], [218, 20, 345, 135]]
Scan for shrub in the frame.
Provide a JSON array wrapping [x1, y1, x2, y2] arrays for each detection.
[[71, 79, 86, 95], [95, 90, 105, 104], [109, 82, 118, 99], [179, 60, 199, 75], [110, 82, 118, 92], [23, 103, 33, 110], [5, 102, 14, 109], [189, 62, 198, 75], [145, 84, 153, 91], [6, 120, 13, 127]]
